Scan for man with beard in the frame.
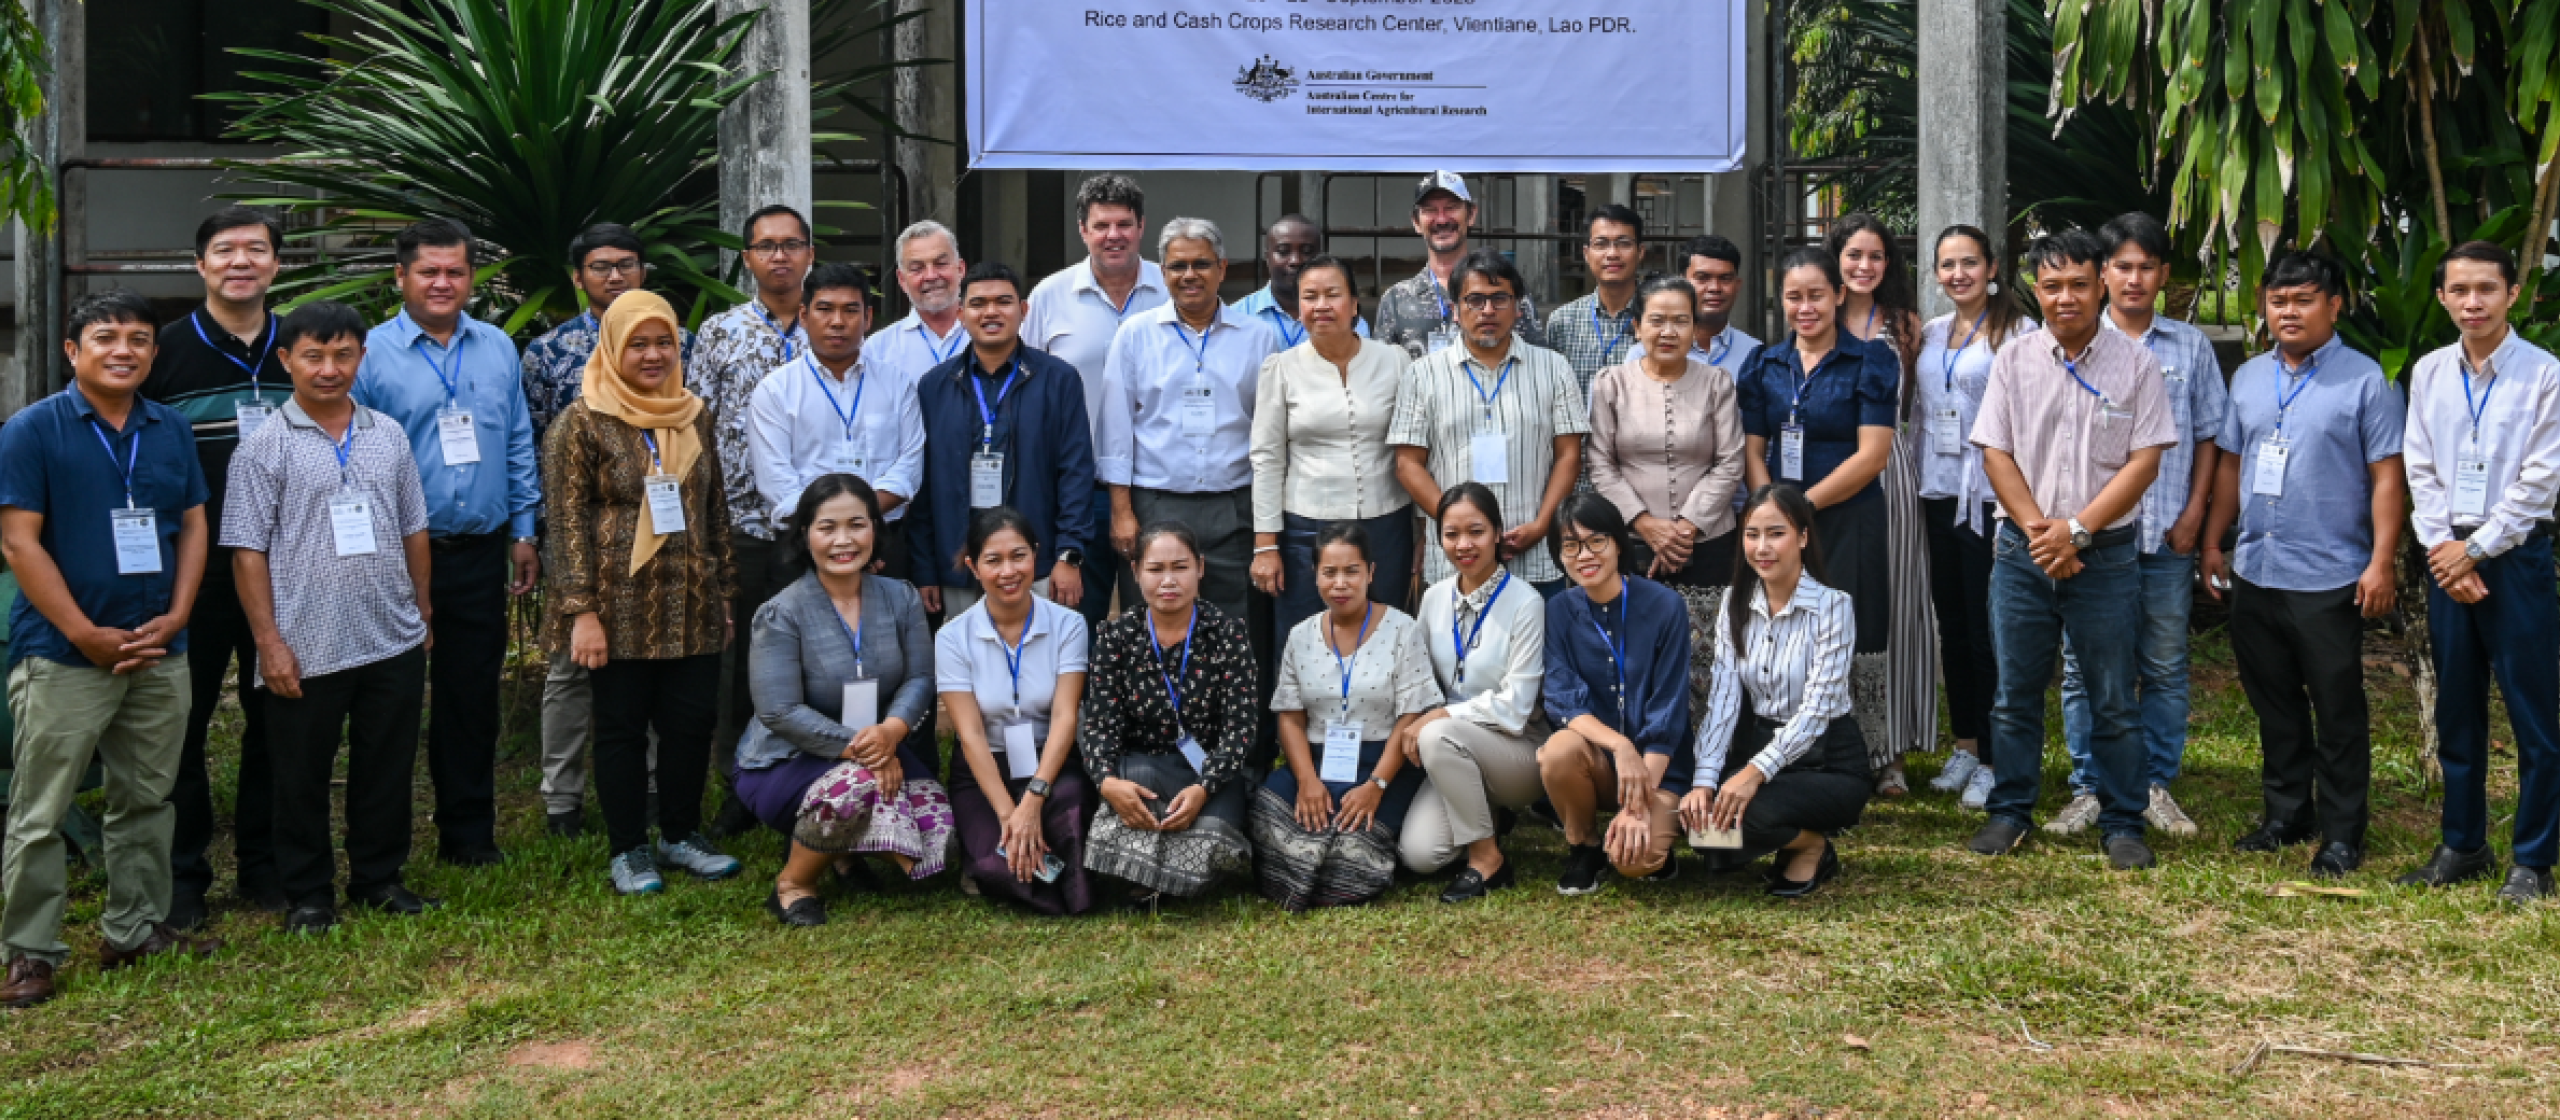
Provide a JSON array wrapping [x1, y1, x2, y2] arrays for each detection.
[[1229, 214, 1366, 347], [866, 221, 971, 388], [1376, 172, 1546, 360]]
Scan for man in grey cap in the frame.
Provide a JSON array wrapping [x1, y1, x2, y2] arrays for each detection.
[[1375, 172, 1546, 360]]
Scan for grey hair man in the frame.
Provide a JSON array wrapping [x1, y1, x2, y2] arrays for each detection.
[[868, 220, 971, 390]]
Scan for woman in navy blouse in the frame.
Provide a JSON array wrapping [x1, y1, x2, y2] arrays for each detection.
[[1534, 493, 1696, 896], [1733, 246, 1902, 764]]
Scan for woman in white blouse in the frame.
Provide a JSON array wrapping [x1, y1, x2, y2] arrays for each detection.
[[1251, 523, 1442, 911], [1249, 255, 1415, 639], [1393, 483, 1551, 902], [1681, 484, 1872, 898]]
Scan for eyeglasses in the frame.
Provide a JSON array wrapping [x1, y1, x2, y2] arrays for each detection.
[[1556, 535, 1614, 558], [746, 240, 812, 257], [582, 260, 644, 277], [1460, 293, 1517, 311], [1586, 237, 1640, 252], [1163, 260, 1220, 275]]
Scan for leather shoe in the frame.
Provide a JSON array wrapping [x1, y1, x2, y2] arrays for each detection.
[[2394, 844, 2497, 888], [2309, 842, 2363, 879], [166, 889, 209, 933], [1440, 857, 1516, 903], [1967, 819, 2029, 856], [99, 923, 221, 971], [1767, 841, 1839, 897], [349, 885, 443, 916], [1, 957, 57, 1009], [239, 881, 289, 914], [439, 845, 506, 868], [765, 890, 828, 927], [2494, 866, 2554, 905], [2103, 833, 2157, 871], [283, 904, 338, 935], [2232, 821, 2313, 853]]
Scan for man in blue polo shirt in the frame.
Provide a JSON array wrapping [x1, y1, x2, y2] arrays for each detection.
[[0, 290, 219, 1009], [352, 217, 541, 867]]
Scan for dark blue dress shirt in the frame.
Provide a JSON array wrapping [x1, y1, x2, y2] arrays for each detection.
[[1542, 574, 1696, 790], [0, 388, 210, 667], [910, 344, 1098, 589], [1734, 334, 1902, 508]]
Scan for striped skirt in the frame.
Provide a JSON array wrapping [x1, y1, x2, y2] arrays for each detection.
[[1879, 423, 1942, 767]]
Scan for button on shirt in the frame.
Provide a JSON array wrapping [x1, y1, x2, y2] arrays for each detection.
[[1915, 314, 2037, 531], [1388, 342, 1591, 585], [689, 299, 810, 541], [352, 311, 539, 539], [747, 353, 926, 521], [864, 311, 973, 389], [934, 597, 1091, 751], [1023, 259, 1169, 447], [0, 388, 209, 668], [2404, 332, 2560, 555], [1586, 357, 1747, 541], [1693, 576, 1855, 789], [1417, 572, 1547, 736], [2219, 335, 2403, 591], [1096, 301, 1276, 493], [140, 306, 291, 541], [1270, 607, 1443, 736], [1970, 327, 2177, 529], [1543, 576, 1696, 789], [2104, 313, 2227, 554], [1249, 338, 1411, 531], [1230, 284, 1369, 347], [219, 400, 429, 681]]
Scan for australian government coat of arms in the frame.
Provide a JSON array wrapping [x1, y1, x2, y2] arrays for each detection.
[[1234, 56, 1298, 102]]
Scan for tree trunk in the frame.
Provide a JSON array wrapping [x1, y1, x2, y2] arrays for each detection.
[[2416, 36, 2454, 240], [2397, 532, 2444, 786]]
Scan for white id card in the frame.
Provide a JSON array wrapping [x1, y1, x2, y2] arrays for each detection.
[[2454, 457, 2492, 520], [2252, 439, 2289, 497], [1425, 324, 1460, 354], [1176, 733, 1208, 772], [328, 493, 377, 557], [1002, 722, 1039, 780], [831, 440, 866, 475], [110, 508, 161, 575], [1320, 721, 1363, 784], [1688, 823, 1744, 849], [1179, 384, 1216, 437], [1929, 408, 1964, 455], [436, 407, 481, 466], [841, 679, 879, 733], [1470, 430, 1509, 485], [644, 474, 687, 534], [2096, 404, 2131, 433], [1780, 425, 1806, 481], [970, 452, 1005, 508], [234, 401, 273, 436]]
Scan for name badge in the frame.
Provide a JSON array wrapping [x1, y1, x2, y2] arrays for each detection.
[[328, 493, 378, 557], [1425, 324, 1460, 354], [1179, 384, 1216, 437], [1928, 408, 1964, 456], [2454, 457, 2492, 520], [110, 508, 161, 575], [2251, 438, 2289, 497], [1688, 822, 1744, 850], [234, 401, 274, 436], [2096, 404, 2131, 433], [1780, 424, 1806, 481], [1176, 733, 1208, 773], [832, 440, 867, 476], [436, 407, 481, 466], [1002, 721, 1039, 780], [841, 679, 879, 734], [970, 452, 1005, 508], [644, 474, 687, 535], [1320, 721, 1363, 784], [1470, 430, 1508, 485]]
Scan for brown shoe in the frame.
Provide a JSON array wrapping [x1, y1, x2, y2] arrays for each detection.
[[98, 923, 222, 971], [1, 957, 57, 1009]]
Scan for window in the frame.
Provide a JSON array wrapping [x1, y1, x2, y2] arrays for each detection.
[[88, 0, 330, 143]]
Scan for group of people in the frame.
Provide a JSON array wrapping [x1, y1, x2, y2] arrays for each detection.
[[3, 170, 2554, 1009]]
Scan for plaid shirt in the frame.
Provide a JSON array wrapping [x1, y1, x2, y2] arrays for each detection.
[[520, 312, 696, 445], [2104, 314, 2229, 554], [689, 300, 807, 540], [1544, 292, 1640, 402], [1374, 264, 1547, 361]]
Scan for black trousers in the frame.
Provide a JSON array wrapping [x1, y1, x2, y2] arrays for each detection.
[[2229, 577, 2370, 846], [1921, 498, 1999, 742], [170, 556, 274, 897], [590, 653, 720, 856], [1714, 712, 1872, 861], [1628, 527, 1738, 589], [426, 533, 510, 855], [266, 646, 427, 907]]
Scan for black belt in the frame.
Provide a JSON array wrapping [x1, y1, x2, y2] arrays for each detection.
[[2452, 521, 2554, 543], [430, 531, 506, 551]]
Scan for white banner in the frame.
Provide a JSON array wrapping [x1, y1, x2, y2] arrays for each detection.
[[965, 0, 1748, 173]]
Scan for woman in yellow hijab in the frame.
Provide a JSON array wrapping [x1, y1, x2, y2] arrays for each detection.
[[543, 290, 744, 896]]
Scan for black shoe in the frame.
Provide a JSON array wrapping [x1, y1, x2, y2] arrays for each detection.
[[1968, 819, 2029, 857], [1767, 841, 1839, 898], [2495, 866, 2554, 905], [439, 845, 506, 868], [349, 885, 443, 916], [546, 811, 583, 839], [2232, 821, 2313, 853], [2103, 833, 2156, 871], [764, 890, 828, 927], [283, 904, 338, 935], [166, 889, 208, 933], [1493, 807, 1519, 838], [708, 795, 760, 841], [2309, 842, 2363, 879], [1439, 858, 1516, 903], [1640, 854, 1679, 883], [238, 881, 289, 914], [1556, 843, 1608, 896], [2394, 844, 2497, 888]]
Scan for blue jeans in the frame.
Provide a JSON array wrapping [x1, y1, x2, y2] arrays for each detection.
[[2058, 548, 2195, 794], [2429, 533, 2560, 868], [1986, 523, 2147, 837]]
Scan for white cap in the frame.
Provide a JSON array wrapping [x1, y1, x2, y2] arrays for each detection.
[[1414, 171, 1472, 206]]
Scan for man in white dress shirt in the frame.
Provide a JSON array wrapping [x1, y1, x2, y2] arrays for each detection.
[[864, 221, 970, 390], [747, 262, 925, 579]]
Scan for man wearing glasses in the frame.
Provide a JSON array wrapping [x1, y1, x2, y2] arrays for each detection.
[[1376, 172, 1547, 360], [690, 205, 815, 833], [1545, 204, 1649, 403], [518, 222, 693, 838]]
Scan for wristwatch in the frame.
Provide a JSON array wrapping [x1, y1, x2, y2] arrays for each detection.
[[2465, 539, 2488, 562], [1371, 775, 1392, 792], [1025, 777, 1054, 798], [1055, 548, 1084, 568], [2067, 517, 2092, 551]]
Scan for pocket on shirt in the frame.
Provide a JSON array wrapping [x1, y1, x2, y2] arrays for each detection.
[[2090, 412, 2135, 471]]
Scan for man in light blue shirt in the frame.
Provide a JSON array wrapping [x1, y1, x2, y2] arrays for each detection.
[[1229, 214, 1367, 347], [2054, 212, 2230, 838], [1097, 217, 1277, 623], [2202, 250, 2405, 879], [351, 218, 539, 867]]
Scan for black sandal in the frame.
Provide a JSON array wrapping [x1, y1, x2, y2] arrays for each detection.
[[766, 889, 828, 927]]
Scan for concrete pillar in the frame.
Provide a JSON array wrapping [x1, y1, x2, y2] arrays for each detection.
[[1706, 0, 1767, 330], [893, 0, 958, 229], [718, 0, 812, 271], [1512, 175, 1557, 307], [11, 0, 80, 407], [1917, 0, 2006, 319]]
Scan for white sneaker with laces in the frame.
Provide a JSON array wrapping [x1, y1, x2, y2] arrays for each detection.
[[610, 849, 665, 896], [2145, 784, 2199, 836], [1958, 765, 1995, 811], [656, 834, 743, 880], [1931, 751, 1982, 793], [2043, 792, 2102, 835]]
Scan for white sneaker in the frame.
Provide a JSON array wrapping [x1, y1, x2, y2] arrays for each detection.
[[610, 849, 665, 895], [2043, 792, 2102, 835], [1958, 765, 1995, 811], [1930, 751, 1982, 793], [2145, 784, 2199, 836], [655, 833, 743, 880]]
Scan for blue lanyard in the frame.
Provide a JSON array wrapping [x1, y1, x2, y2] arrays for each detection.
[[807, 356, 867, 443], [193, 311, 275, 398], [1149, 605, 1197, 724], [408, 316, 468, 402], [1586, 584, 1629, 726], [2061, 348, 2106, 405], [925, 323, 966, 366], [1450, 570, 1510, 691], [1788, 345, 1833, 425], [88, 416, 141, 508], [1265, 306, 1305, 349], [833, 600, 865, 679], [1426, 269, 1453, 321], [1591, 301, 1630, 365], [1172, 319, 1214, 370], [577, 311, 599, 334], [1326, 603, 1374, 718], [1705, 328, 1734, 366], [2272, 351, 2319, 433], [756, 302, 798, 362], [1942, 310, 1987, 392], [1464, 356, 1516, 418], [2461, 355, 2497, 443], [971, 356, 1023, 450], [329, 421, 357, 487], [995, 601, 1034, 713], [640, 430, 665, 474]]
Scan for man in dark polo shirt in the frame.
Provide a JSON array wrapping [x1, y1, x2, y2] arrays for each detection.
[[137, 205, 290, 927]]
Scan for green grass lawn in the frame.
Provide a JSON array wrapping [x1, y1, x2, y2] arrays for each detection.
[[3, 628, 2554, 1119]]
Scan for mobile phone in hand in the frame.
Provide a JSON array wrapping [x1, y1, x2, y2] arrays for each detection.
[[997, 846, 1068, 883]]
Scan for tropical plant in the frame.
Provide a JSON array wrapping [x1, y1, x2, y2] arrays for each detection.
[[0, 0, 52, 233]]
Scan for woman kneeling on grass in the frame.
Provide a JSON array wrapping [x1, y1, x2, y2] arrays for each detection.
[[1536, 493, 1700, 896], [734, 475, 947, 926], [1251, 523, 1442, 911], [938, 507, 1100, 915], [1683, 484, 1871, 897]]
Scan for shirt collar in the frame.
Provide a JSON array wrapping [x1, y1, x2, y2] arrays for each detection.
[[1147, 299, 1248, 337], [66, 385, 156, 426], [1070, 258, 1165, 299], [280, 397, 374, 431], [896, 312, 964, 345], [1456, 571, 1511, 609], [1751, 574, 1830, 620], [2275, 332, 2345, 376], [1235, 286, 1279, 317], [961, 343, 1030, 382], [388, 308, 476, 350], [970, 598, 1053, 646]]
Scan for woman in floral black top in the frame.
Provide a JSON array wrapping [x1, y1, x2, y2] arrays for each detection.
[[1078, 523, 1258, 900]]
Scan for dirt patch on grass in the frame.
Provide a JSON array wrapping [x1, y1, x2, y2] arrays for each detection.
[[506, 1039, 598, 1071]]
